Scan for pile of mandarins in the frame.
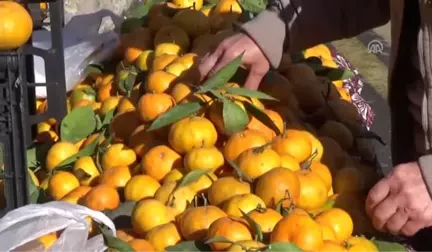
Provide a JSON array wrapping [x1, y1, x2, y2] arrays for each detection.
[[13, 0, 388, 251]]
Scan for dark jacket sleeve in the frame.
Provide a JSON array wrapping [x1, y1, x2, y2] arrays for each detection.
[[240, 0, 390, 68]]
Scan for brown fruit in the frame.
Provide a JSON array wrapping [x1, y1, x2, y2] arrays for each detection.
[[148, 14, 174, 34], [318, 136, 346, 173], [172, 9, 210, 37], [154, 25, 190, 51], [318, 120, 354, 150], [325, 99, 361, 124], [258, 71, 294, 106]]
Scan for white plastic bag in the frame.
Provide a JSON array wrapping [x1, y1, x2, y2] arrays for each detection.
[[0, 201, 116, 252], [33, 10, 122, 99]]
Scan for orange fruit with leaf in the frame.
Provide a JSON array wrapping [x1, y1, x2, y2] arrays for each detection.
[[129, 239, 155, 252], [207, 216, 252, 251], [45, 141, 79, 171], [145, 222, 182, 252], [226, 240, 266, 252], [271, 213, 324, 251], [137, 93, 176, 122], [222, 193, 266, 217], [153, 181, 196, 217]]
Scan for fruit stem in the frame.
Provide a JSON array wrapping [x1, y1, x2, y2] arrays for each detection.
[[255, 203, 266, 213], [282, 121, 287, 136], [167, 194, 176, 207], [201, 193, 208, 206], [193, 195, 198, 207], [300, 149, 318, 170]]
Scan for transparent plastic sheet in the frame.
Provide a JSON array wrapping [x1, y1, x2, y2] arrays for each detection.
[[33, 10, 122, 99], [0, 202, 116, 252]]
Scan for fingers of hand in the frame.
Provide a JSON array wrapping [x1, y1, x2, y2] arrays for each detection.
[[371, 194, 399, 231], [401, 220, 425, 237], [385, 208, 409, 234], [366, 178, 390, 217]]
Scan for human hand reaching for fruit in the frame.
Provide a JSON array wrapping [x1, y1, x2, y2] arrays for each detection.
[[198, 33, 269, 90], [365, 161, 432, 236]]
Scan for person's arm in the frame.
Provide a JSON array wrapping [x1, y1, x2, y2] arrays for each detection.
[[241, 0, 390, 68]]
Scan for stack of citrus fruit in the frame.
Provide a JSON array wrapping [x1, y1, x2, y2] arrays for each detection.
[[3, 0, 392, 251]]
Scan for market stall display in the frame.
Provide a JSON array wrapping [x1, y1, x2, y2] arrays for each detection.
[[0, 0, 405, 251]]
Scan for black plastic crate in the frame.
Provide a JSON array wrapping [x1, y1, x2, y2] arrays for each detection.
[[0, 0, 67, 216]]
